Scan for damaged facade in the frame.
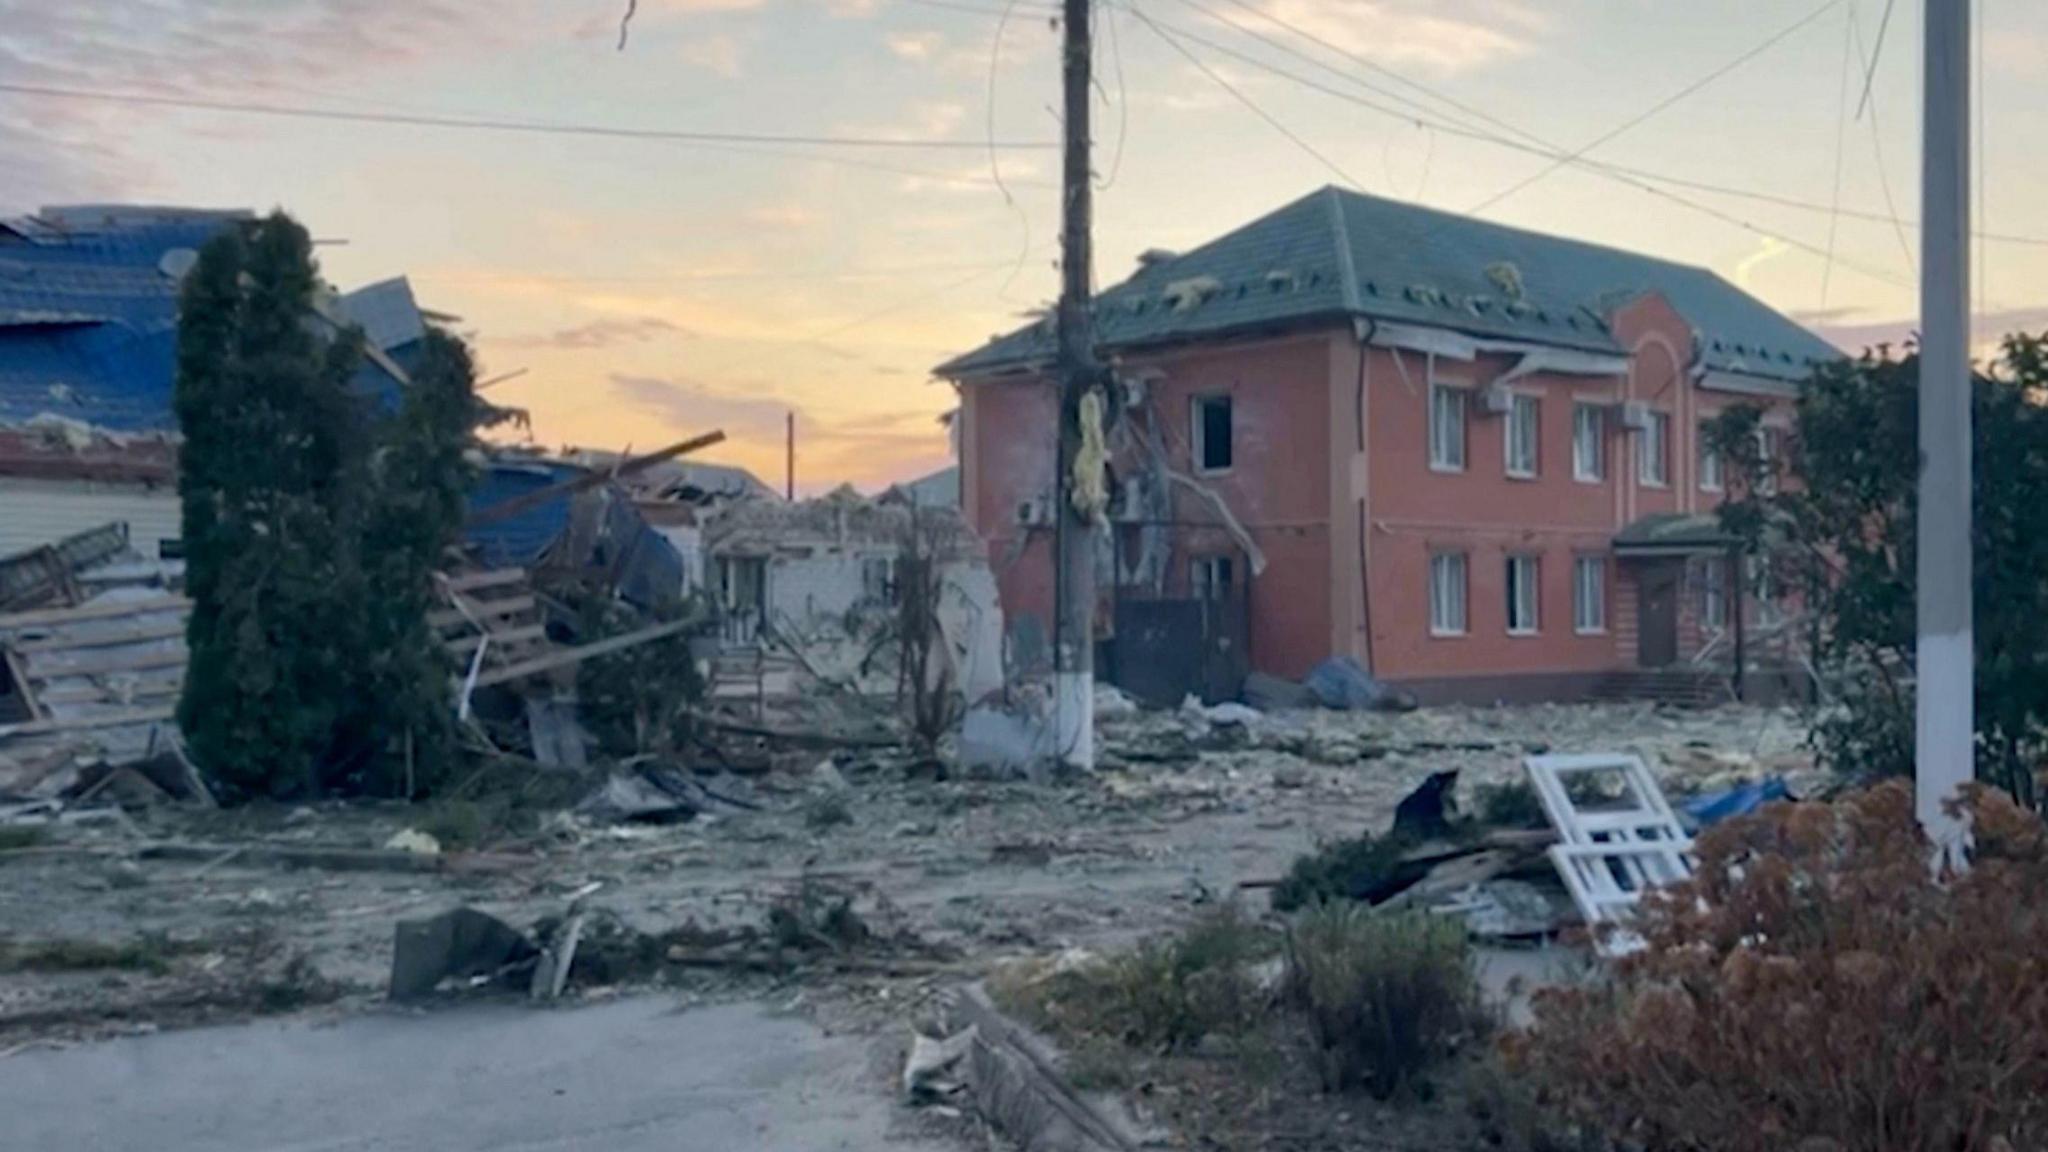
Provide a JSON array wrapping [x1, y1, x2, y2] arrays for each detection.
[[938, 186, 1837, 704]]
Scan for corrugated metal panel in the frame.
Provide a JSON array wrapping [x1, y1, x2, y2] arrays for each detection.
[[0, 478, 179, 559]]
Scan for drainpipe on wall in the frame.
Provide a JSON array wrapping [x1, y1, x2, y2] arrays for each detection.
[[1353, 317, 1377, 674]]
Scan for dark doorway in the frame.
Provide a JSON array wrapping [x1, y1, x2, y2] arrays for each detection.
[[1105, 531, 1251, 707], [1637, 563, 1680, 668]]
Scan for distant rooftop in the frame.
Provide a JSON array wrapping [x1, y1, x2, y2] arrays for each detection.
[[937, 186, 1839, 384]]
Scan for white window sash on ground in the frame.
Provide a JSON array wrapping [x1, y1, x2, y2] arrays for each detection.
[[1506, 394, 1539, 478], [1506, 555, 1539, 634], [1573, 404, 1604, 481], [1697, 422, 1723, 491], [1428, 384, 1467, 472], [1573, 556, 1605, 633], [1639, 411, 1669, 487], [1429, 552, 1467, 635]]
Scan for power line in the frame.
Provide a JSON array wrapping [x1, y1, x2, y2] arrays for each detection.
[[1467, 0, 1844, 214], [1848, 6, 1917, 275], [0, 80, 1057, 151], [1854, 0, 1898, 118], [411, 257, 1031, 287], [1820, 4, 1855, 306], [1124, 3, 1365, 190], [1095, 0, 1131, 191]]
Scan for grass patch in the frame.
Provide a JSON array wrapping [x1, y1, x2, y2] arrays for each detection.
[[1286, 903, 1482, 1099], [803, 793, 853, 831], [1009, 903, 1275, 1054], [0, 934, 194, 976]]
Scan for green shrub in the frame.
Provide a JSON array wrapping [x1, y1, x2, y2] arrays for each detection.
[[1286, 904, 1480, 1099], [1510, 780, 2048, 1151], [1271, 831, 1413, 912], [1030, 903, 1273, 1053]]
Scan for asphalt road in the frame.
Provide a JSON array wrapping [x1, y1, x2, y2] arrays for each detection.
[[0, 998, 954, 1152]]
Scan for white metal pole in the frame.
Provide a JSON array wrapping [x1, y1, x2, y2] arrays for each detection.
[[1916, 0, 1972, 856]]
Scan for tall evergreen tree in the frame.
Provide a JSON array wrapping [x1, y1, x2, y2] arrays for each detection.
[[174, 213, 370, 798], [346, 328, 489, 796]]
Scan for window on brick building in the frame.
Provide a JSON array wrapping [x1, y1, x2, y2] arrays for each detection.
[[1191, 555, 1234, 601], [1506, 554, 1540, 634], [1639, 410, 1670, 487], [1505, 394, 1539, 478], [1192, 395, 1233, 473], [1428, 384, 1466, 472], [1573, 556, 1606, 633], [1573, 404, 1604, 481], [1429, 552, 1467, 635], [1698, 421, 1724, 491]]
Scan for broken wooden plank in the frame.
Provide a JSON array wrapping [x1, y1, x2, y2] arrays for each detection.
[[35, 682, 180, 706], [20, 646, 186, 679], [11, 619, 188, 654], [426, 595, 537, 631], [443, 623, 547, 658], [467, 431, 726, 528], [0, 596, 191, 632], [472, 616, 699, 688], [135, 841, 531, 875], [0, 706, 175, 738], [438, 569, 528, 594]]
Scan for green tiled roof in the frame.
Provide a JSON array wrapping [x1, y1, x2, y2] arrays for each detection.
[[1613, 513, 1739, 553], [936, 187, 1840, 383]]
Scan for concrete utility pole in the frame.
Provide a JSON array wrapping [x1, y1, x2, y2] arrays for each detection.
[[1052, 0, 1099, 769], [1916, 0, 1972, 856]]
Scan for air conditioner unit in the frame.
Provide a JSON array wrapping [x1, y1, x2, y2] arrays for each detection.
[[1618, 400, 1656, 431], [1478, 381, 1515, 415], [1014, 497, 1051, 527]]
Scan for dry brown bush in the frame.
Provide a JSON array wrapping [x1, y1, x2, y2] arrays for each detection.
[[1509, 780, 2048, 1152]]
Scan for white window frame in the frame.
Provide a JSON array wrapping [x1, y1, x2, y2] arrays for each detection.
[[1506, 554, 1541, 635], [1428, 383, 1467, 473], [1573, 556, 1606, 634], [1572, 403, 1605, 483], [1429, 552, 1467, 636], [1697, 420, 1724, 492], [1638, 410, 1670, 488], [1504, 393, 1540, 479], [1191, 394, 1233, 475]]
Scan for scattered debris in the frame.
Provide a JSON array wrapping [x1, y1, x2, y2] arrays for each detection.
[[383, 829, 441, 857], [1303, 656, 1418, 712], [903, 1025, 979, 1102], [389, 906, 539, 1002], [1241, 671, 1314, 711]]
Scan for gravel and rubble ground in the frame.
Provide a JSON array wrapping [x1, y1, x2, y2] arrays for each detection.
[[0, 699, 1815, 1061]]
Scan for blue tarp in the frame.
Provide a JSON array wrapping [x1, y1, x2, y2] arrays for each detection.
[[1683, 776, 1791, 828]]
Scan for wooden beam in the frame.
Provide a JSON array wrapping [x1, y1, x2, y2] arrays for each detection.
[[0, 596, 190, 632], [442, 623, 547, 658], [13, 620, 187, 654], [36, 682, 180, 706], [23, 647, 187, 679], [466, 431, 725, 528], [0, 706, 175, 738], [426, 595, 536, 631], [438, 569, 528, 594], [473, 616, 698, 688]]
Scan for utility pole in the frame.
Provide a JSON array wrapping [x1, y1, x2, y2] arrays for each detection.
[[785, 410, 796, 501], [1917, 0, 1972, 857], [1052, 0, 1099, 769]]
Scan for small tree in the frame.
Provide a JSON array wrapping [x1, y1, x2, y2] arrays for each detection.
[[894, 504, 965, 751], [175, 213, 371, 798], [345, 329, 491, 795], [1706, 334, 2048, 807]]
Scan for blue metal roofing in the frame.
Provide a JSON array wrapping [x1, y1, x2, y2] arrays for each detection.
[[0, 210, 423, 432], [465, 461, 580, 569], [936, 187, 1840, 383]]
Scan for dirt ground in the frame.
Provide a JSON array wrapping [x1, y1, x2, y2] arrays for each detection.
[[0, 699, 1813, 1060]]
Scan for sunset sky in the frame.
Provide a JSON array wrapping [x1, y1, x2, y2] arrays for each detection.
[[5, 0, 2044, 492]]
